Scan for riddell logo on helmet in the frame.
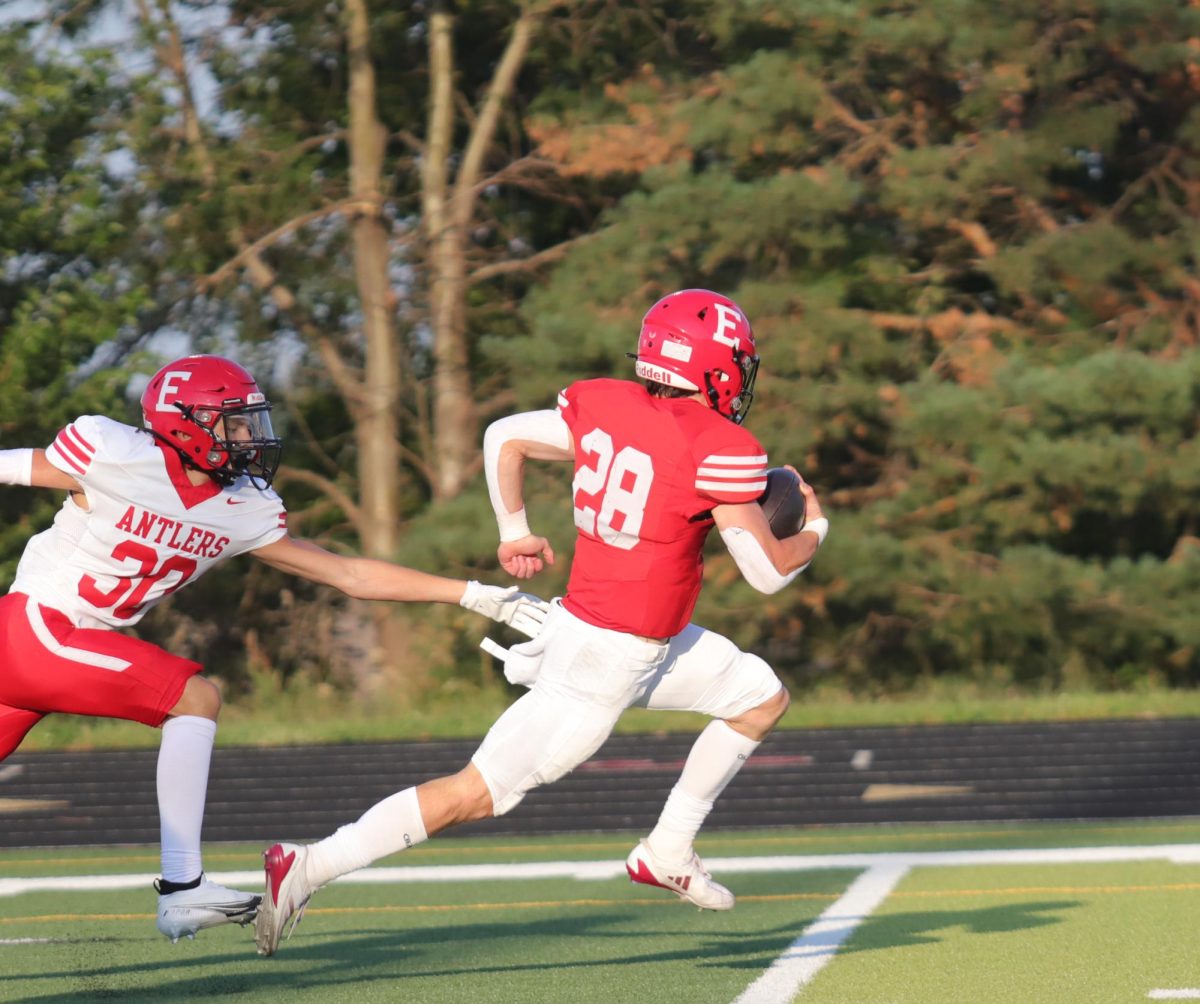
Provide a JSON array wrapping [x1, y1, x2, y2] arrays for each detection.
[[635, 361, 675, 384]]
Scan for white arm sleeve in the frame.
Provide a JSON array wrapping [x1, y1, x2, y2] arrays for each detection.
[[0, 449, 34, 486], [482, 410, 571, 541], [719, 525, 805, 594]]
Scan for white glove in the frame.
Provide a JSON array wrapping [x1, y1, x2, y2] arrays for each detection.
[[460, 580, 550, 639]]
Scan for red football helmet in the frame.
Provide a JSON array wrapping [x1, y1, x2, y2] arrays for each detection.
[[141, 355, 283, 488], [633, 289, 760, 424]]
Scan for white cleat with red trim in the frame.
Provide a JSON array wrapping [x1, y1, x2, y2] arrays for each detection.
[[255, 842, 318, 956], [624, 839, 735, 911]]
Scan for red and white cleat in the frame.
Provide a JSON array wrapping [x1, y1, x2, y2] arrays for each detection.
[[625, 839, 735, 911], [255, 842, 317, 956]]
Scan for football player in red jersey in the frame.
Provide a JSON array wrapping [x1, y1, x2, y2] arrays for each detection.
[[0, 354, 548, 943], [255, 290, 829, 955]]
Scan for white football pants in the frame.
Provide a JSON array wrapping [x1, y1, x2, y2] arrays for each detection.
[[472, 601, 782, 815]]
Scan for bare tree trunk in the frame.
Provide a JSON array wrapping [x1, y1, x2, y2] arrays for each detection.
[[345, 0, 402, 559], [423, 3, 542, 500], [343, 0, 427, 696]]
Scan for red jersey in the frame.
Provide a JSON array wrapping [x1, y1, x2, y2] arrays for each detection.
[[557, 379, 768, 637]]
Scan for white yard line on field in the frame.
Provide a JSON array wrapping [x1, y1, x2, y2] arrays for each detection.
[[1, 843, 1198, 899], [1148, 993, 1200, 1000], [731, 862, 910, 1004]]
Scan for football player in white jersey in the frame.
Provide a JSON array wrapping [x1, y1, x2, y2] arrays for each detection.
[[0, 354, 548, 943]]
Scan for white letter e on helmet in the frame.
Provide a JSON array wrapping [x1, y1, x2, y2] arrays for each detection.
[[712, 302, 743, 348], [156, 371, 191, 412]]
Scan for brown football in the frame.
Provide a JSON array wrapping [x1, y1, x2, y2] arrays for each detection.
[[757, 468, 807, 538]]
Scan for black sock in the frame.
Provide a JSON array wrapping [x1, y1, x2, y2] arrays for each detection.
[[154, 873, 203, 895]]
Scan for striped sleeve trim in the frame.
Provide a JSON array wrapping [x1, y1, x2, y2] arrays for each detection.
[[556, 389, 570, 412], [694, 452, 768, 497], [48, 424, 97, 476]]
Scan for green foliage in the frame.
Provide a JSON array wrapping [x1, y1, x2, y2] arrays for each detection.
[[484, 0, 1200, 697], [0, 28, 147, 580], [4, 1, 1200, 705]]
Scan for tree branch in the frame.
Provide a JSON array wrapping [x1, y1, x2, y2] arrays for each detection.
[[395, 440, 437, 486], [199, 198, 378, 290], [469, 232, 598, 284], [453, 8, 543, 225], [279, 390, 345, 480], [273, 467, 365, 539], [471, 154, 562, 195], [947, 218, 999, 259]]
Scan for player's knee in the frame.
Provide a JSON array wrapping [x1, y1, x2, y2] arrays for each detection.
[[420, 765, 495, 834], [460, 774, 495, 823], [170, 675, 221, 721], [758, 683, 790, 728], [726, 660, 789, 739]]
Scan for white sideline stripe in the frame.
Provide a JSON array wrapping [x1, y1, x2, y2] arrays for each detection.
[[732, 863, 910, 1004], [2, 843, 1198, 900], [1149, 993, 1200, 1000]]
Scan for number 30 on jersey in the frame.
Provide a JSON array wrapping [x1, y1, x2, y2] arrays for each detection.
[[572, 427, 654, 551]]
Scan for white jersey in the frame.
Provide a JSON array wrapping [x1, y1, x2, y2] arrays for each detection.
[[11, 415, 288, 630]]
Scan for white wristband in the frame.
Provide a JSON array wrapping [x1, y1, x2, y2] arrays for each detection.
[[497, 507, 532, 542], [0, 449, 34, 486], [804, 516, 830, 546]]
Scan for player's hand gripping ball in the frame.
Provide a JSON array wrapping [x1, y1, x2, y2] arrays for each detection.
[[758, 468, 807, 538]]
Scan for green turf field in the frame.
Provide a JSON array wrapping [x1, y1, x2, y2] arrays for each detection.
[[2, 820, 1199, 1003]]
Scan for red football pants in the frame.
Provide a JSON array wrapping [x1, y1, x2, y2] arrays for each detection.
[[0, 592, 202, 760]]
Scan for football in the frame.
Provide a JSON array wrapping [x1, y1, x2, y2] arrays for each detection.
[[758, 467, 807, 538]]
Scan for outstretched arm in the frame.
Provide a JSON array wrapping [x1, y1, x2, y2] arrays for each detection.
[[482, 410, 574, 580], [250, 535, 549, 636], [252, 535, 466, 602]]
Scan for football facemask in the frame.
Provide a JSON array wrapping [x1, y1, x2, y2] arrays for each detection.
[[180, 403, 283, 489]]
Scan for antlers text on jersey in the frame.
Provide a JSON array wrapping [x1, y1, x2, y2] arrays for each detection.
[[114, 505, 231, 559]]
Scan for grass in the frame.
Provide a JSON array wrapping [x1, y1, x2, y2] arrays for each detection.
[[3, 821, 1199, 1003], [13, 673, 1200, 752]]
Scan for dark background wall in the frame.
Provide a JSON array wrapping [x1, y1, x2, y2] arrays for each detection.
[[2, 720, 1198, 848]]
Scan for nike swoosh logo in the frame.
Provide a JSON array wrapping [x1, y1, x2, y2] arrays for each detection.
[[225, 498, 247, 505]]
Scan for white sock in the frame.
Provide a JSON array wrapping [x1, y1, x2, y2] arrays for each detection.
[[157, 715, 216, 883], [646, 720, 760, 862], [305, 786, 428, 887]]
